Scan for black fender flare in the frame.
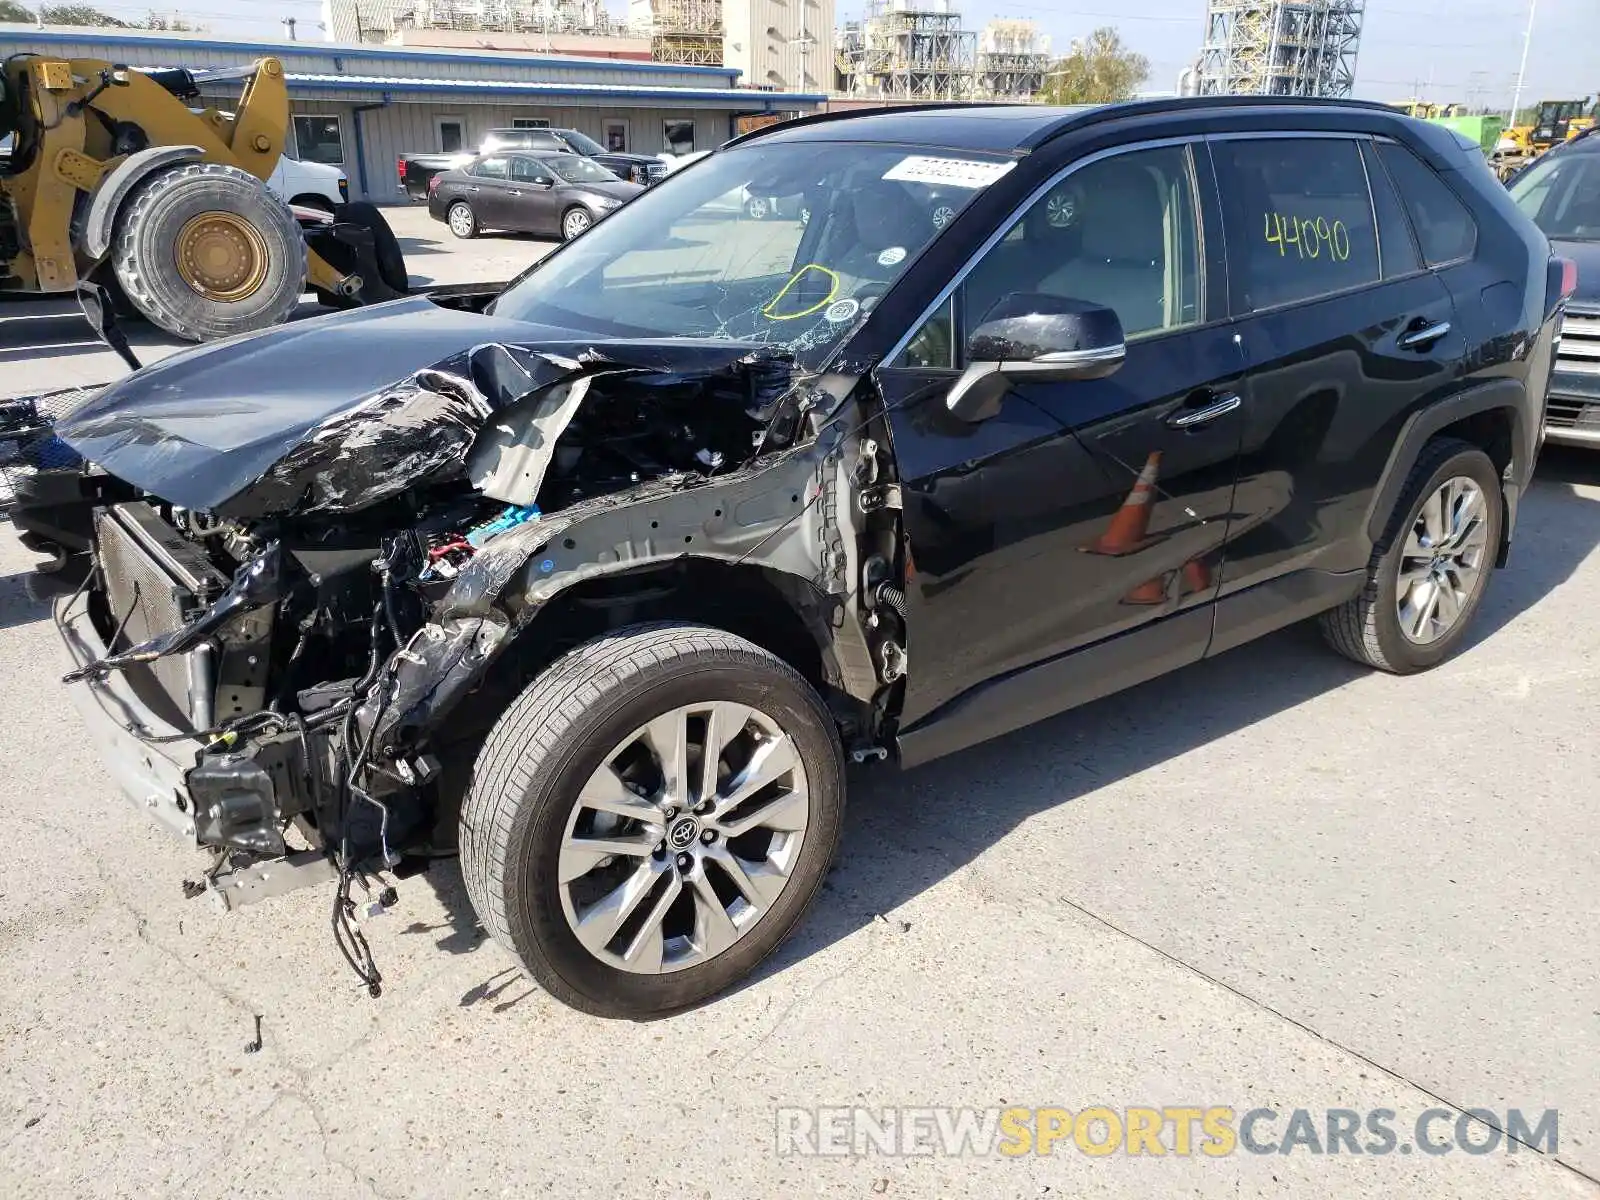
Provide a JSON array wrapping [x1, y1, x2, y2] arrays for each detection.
[[1363, 377, 1533, 564], [81, 145, 206, 260]]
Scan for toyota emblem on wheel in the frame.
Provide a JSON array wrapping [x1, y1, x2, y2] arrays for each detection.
[[667, 816, 699, 851]]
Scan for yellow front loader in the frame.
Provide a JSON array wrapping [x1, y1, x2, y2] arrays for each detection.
[[0, 54, 406, 341]]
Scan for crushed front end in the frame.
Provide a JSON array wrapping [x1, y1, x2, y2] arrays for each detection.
[[42, 317, 904, 995]]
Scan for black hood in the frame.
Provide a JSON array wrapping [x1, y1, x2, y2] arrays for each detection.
[[54, 297, 572, 514], [567, 179, 643, 203], [1553, 238, 1600, 308], [55, 297, 798, 519]]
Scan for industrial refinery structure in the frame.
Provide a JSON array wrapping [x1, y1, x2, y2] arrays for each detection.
[[1194, 0, 1365, 98], [317, 0, 1050, 101], [835, 2, 1048, 102]]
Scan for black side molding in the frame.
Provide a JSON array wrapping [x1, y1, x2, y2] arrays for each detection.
[[895, 607, 1211, 770]]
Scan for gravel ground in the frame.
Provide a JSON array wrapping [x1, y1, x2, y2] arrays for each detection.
[[0, 207, 1596, 1199]]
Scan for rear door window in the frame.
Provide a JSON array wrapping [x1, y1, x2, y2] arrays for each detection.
[[1210, 137, 1381, 313], [1374, 142, 1478, 266], [472, 156, 509, 180]]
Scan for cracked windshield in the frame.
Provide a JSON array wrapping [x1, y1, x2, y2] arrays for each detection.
[[492, 143, 1015, 365]]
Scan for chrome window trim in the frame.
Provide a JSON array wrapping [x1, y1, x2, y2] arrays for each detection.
[[881, 134, 1200, 369]]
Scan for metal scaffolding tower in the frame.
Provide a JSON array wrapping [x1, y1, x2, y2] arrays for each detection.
[[837, 0, 978, 102], [975, 18, 1050, 100], [1196, 0, 1364, 98], [327, 0, 622, 37], [633, 0, 723, 66]]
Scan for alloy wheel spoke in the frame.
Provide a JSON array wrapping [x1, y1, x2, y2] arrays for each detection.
[[618, 871, 682, 971], [717, 785, 809, 839], [578, 764, 663, 825], [573, 861, 664, 953], [558, 833, 658, 884], [716, 734, 799, 814], [699, 702, 753, 807], [1405, 579, 1440, 640], [643, 709, 689, 808], [688, 868, 739, 960], [704, 842, 788, 912], [1433, 579, 1463, 628]]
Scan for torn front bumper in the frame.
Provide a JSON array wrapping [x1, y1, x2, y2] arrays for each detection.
[[55, 595, 341, 910], [57, 593, 203, 844]]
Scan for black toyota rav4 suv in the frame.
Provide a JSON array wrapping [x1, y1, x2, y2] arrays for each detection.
[[31, 99, 1569, 1018]]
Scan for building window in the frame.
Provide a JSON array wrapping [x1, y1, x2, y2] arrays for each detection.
[[292, 115, 344, 166], [436, 116, 465, 153], [603, 118, 629, 153], [663, 120, 696, 156], [512, 117, 552, 129]]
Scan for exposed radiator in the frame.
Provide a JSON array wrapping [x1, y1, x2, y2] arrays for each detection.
[[95, 504, 228, 726]]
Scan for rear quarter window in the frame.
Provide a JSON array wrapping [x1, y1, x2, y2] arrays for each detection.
[[1210, 137, 1381, 313], [1375, 142, 1478, 266]]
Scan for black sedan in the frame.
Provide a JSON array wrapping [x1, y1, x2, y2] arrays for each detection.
[[427, 152, 644, 242]]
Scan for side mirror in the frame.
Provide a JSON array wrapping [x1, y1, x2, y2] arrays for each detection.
[[77, 281, 142, 373], [945, 294, 1126, 423]]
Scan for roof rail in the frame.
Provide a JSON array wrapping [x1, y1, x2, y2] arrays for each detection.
[[1026, 93, 1414, 149], [721, 101, 1035, 150]]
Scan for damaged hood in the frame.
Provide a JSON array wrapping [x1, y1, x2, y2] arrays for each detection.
[[56, 297, 800, 518], [55, 296, 575, 514]]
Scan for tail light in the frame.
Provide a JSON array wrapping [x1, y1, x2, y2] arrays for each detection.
[[428, 175, 441, 195], [338, 177, 349, 202], [396, 156, 406, 184], [1558, 256, 1578, 301]]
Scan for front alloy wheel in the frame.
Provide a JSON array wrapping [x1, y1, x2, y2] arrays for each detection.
[[562, 207, 592, 240], [559, 702, 810, 974], [460, 623, 845, 1018]]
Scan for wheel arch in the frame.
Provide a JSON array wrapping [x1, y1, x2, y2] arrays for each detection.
[[82, 145, 204, 260], [1364, 379, 1531, 569]]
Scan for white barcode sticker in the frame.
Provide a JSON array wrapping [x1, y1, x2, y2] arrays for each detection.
[[882, 156, 1015, 189]]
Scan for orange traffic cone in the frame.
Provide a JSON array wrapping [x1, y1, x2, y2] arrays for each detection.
[[1082, 451, 1162, 556], [1123, 574, 1169, 606], [1180, 557, 1213, 597]]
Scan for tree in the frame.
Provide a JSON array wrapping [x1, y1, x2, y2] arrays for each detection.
[[0, 1, 36, 21], [1039, 27, 1150, 106], [39, 4, 129, 24]]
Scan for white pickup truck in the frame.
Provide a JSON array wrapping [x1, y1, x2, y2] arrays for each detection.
[[265, 156, 349, 211]]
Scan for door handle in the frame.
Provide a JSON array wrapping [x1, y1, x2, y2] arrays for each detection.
[[466, 185, 479, 193], [507, 189, 522, 196], [1166, 392, 1242, 429], [1398, 320, 1451, 350]]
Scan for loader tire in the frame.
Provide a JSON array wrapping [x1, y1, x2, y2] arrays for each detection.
[[112, 162, 306, 342]]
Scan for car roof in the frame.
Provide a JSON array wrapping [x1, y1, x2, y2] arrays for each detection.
[[730, 96, 1429, 155]]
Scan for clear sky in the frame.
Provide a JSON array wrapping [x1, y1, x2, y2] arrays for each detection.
[[43, 0, 1598, 110]]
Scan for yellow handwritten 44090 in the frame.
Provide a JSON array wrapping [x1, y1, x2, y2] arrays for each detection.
[[1263, 212, 1350, 261]]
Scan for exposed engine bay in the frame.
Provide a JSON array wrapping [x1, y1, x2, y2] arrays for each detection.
[[42, 316, 904, 995]]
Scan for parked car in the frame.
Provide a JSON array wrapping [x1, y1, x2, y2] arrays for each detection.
[[34, 99, 1566, 1020], [265, 155, 348, 212], [1506, 129, 1599, 445], [399, 127, 666, 200], [428, 152, 644, 241]]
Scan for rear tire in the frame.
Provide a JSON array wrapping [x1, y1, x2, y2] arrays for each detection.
[[1320, 437, 1502, 673], [111, 162, 306, 342], [460, 622, 845, 1018], [447, 201, 478, 239]]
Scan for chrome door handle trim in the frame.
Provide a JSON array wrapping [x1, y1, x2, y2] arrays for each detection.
[[1399, 320, 1451, 349], [1167, 393, 1242, 428]]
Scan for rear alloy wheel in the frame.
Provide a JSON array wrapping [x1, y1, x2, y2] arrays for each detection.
[[447, 201, 478, 239], [460, 623, 845, 1018], [743, 195, 771, 221], [1320, 437, 1502, 673], [562, 207, 593, 241], [111, 162, 305, 341]]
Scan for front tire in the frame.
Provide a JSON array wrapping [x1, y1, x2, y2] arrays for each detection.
[[1320, 437, 1502, 673], [561, 206, 593, 241], [460, 623, 845, 1018], [111, 162, 306, 342]]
